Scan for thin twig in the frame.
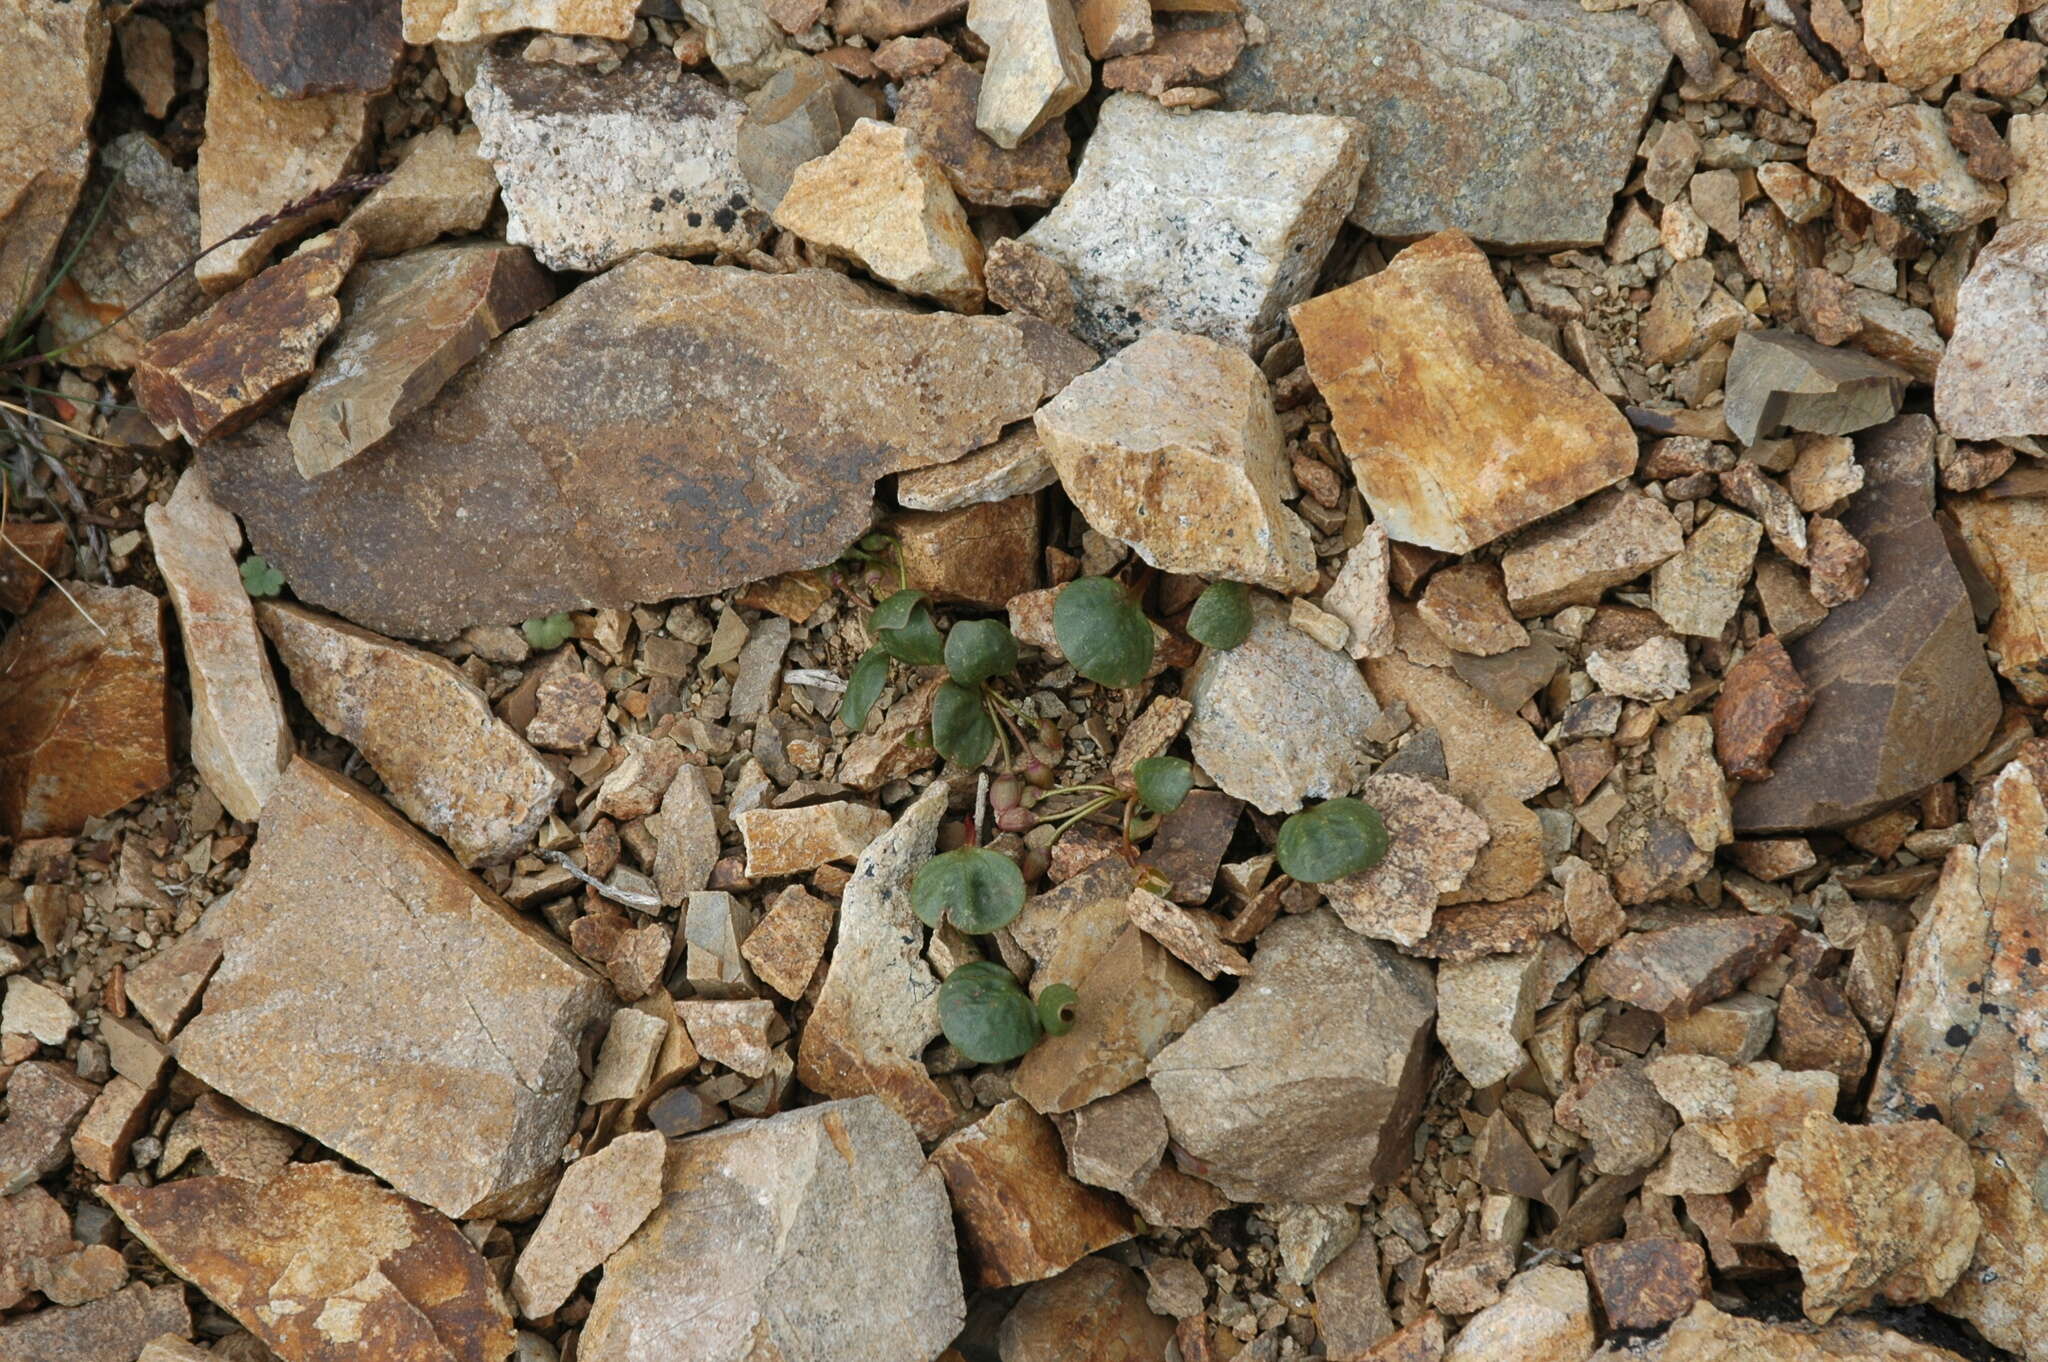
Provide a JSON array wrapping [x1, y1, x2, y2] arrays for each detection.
[[0, 398, 118, 447], [539, 849, 663, 911]]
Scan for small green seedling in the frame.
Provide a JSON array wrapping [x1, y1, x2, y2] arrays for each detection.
[[936, 961, 1077, 1063], [522, 611, 574, 651], [239, 555, 285, 598], [911, 847, 1026, 934], [1275, 797, 1390, 883], [1053, 576, 1154, 688], [1186, 580, 1253, 649], [840, 588, 1045, 771]]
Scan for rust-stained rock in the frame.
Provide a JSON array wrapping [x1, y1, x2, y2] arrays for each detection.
[[1765, 1113, 1978, 1322], [0, 0, 108, 333], [103, 1161, 512, 1362], [1035, 331, 1316, 593], [1713, 635, 1812, 782], [795, 783, 959, 1139], [289, 242, 554, 478], [584, 1096, 963, 1362], [1150, 910, 1433, 1203], [1952, 487, 2048, 705], [1734, 417, 2000, 832], [1442, 1265, 1594, 1362], [203, 259, 1086, 640], [998, 1258, 1175, 1362], [511, 1129, 664, 1320], [259, 602, 562, 866], [174, 760, 613, 1219], [147, 470, 294, 822], [741, 884, 836, 1000], [39, 132, 206, 371], [1583, 1237, 1707, 1331], [1320, 773, 1488, 948], [195, 9, 370, 293], [0, 1283, 189, 1362], [1292, 231, 1637, 554], [930, 1099, 1133, 1287], [217, 0, 404, 97], [132, 229, 364, 446], [0, 584, 171, 839], [1865, 0, 2014, 107], [891, 494, 1045, 609], [0, 1186, 70, 1309], [1807, 81, 2003, 238], [1646, 1056, 1839, 1196], [1589, 918, 1797, 1019], [343, 126, 500, 259], [0, 521, 64, 615], [735, 801, 893, 878], [0, 1062, 98, 1196], [1645, 1302, 1978, 1360], [897, 56, 1072, 209]]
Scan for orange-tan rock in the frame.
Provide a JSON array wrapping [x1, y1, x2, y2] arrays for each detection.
[[0, 0, 109, 331], [511, 1129, 664, 1320], [1291, 230, 1636, 553], [1951, 486, 2048, 705]]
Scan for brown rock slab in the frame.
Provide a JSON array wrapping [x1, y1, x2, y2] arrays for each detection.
[[342, 126, 500, 258], [0, 521, 64, 615], [511, 1129, 665, 1319], [1361, 653, 1558, 803], [1416, 563, 1526, 656], [1808, 81, 2003, 238], [0, 0, 108, 333], [0, 584, 171, 839], [985, 236, 1076, 327], [1220, 0, 1668, 249], [931, 1099, 1133, 1287], [71, 1076, 151, 1181], [1765, 1113, 1978, 1322], [125, 937, 222, 1042], [217, 0, 403, 97], [147, 470, 294, 822], [1589, 917, 1797, 1019], [1713, 635, 1812, 782], [0, 1186, 71, 1309], [1733, 417, 2000, 832], [1036, 330, 1316, 592], [174, 760, 612, 1219], [1500, 489, 1683, 618], [1150, 910, 1434, 1203], [0, 1283, 188, 1362], [103, 1161, 511, 1362], [133, 229, 364, 446], [195, 8, 370, 293], [890, 493, 1044, 610], [259, 602, 562, 866], [39, 132, 206, 371], [203, 259, 1084, 640], [584, 1097, 964, 1362], [1293, 231, 1636, 554], [0, 1062, 98, 1196], [898, 56, 1072, 209], [290, 242, 554, 478], [998, 1258, 1174, 1362], [895, 425, 1056, 513]]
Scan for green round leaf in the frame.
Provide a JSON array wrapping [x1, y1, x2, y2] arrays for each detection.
[[240, 555, 285, 599], [937, 962, 1041, 1064], [1132, 756, 1194, 816], [521, 611, 573, 650], [1053, 576, 1154, 689], [1275, 797, 1390, 884], [1037, 983, 1078, 1037], [943, 618, 1019, 687], [930, 681, 996, 768], [912, 846, 1027, 933], [841, 646, 890, 732], [1187, 580, 1253, 650], [871, 588, 928, 632], [878, 598, 945, 666]]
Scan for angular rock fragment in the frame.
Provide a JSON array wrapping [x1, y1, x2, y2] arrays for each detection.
[[289, 242, 554, 478], [735, 57, 863, 210], [1583, 1237, 1707, 1331], [0, 1063, 97, 1195], [403, 0, 636, 44], [1035, 331, 1316, 592], [125, 937, 222, 1042], [203, 259, 1085, 639], [1013, 923, 1215, 1114], [217, 0, 403, 97], [512, 1129, 664, 1319], [104, 1161, 511, 1362], [896, 425, 1056, 512], [998, 1258, 1174, 1362], [1293, 231, 1636, 554], [1500, 490, 1683, 617], [890, 493, 1043, 609], [1713, 635, 1812, 781], [1224, 0, 1666, 248], [930, 1099, 1133, 1287], [1937, 222, 2048, 442], [1363, 653, 1557, 802], [0, 584, 170, 839], [1808, 82, 2003, 238], [147, 471, 293, 822], [1863, 0, 2011, 88], [1150, 910, 1434, 1203], [735, 801, 892, 877], [174, 760, 613, 1219], [1646, 1303, 1983, 1362], [1586, 634, 1690, 704], [1765, 1113, 1978, 1322], [740, 884, 836, 1000], [684, 891, 758, 999], [897, 56, 1072, 209], [195, 9, 371, 293], [1589, 917, 1797, 1019], [0, 1283, 188, 1362], [1416, 564, 1525, 657], [1436, 951, 1542, 1090], [342, 125, 500, 258], [38, 133, 206, 370], [260, 602, 562, 866], [1651, 509, 1761, 639], [133, 229, 363, 446], [967, 0, 1090, 150], [584, 1097, 963, 1362], [775, 119, 985, 311], [0, 521, 63, 616], [470, 51, 768, 272], [1320, 773, 1488, 947], [1734, 417, 2000, 832], [1647, 1055, 1839, 1199], [795, 783, 958, 1138], [1442, 1266, 1594, 1362], [0, 0, 107, 331], [1183, 599, 1377, 815], [1723, 329, 1911, 448], [1020, 93, 1366, 351]]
